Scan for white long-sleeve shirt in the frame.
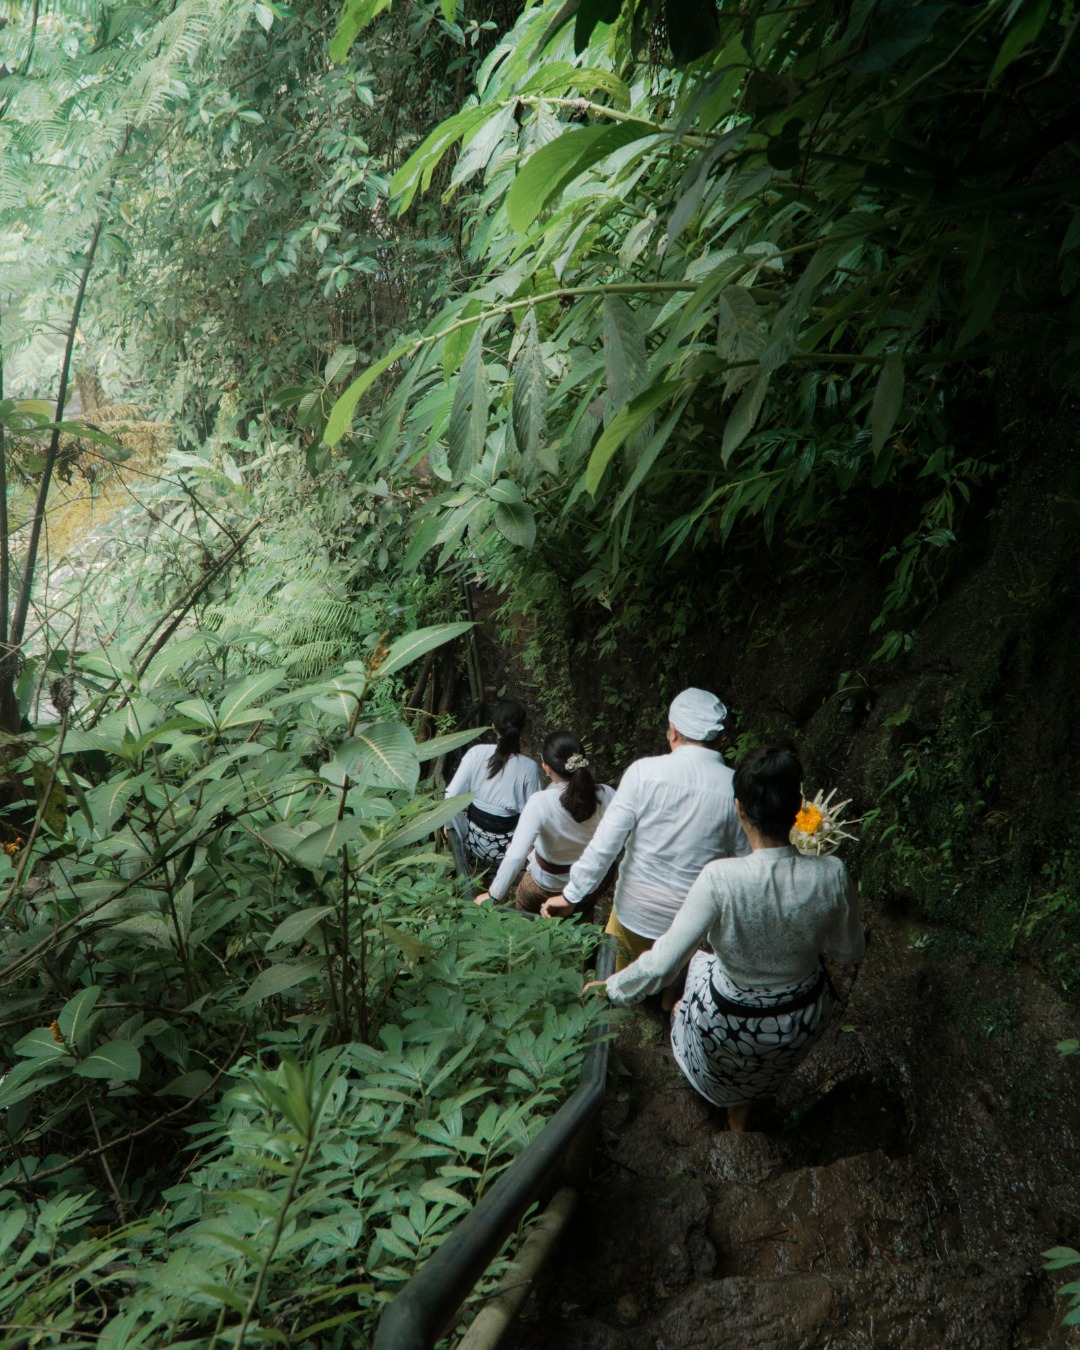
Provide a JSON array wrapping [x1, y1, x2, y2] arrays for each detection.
[[488, 780, 616, 900], [443, 744, 542, 818], [563, 743, 749, 940], [606, 846, 865, 1005]]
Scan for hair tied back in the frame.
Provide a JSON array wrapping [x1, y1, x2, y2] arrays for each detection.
[[564, 753, 589, 772]]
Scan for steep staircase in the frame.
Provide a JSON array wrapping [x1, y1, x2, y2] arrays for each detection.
[[510, 911, 1079, 1349]]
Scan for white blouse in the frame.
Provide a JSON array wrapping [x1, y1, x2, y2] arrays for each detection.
[[488, 780, 616, 900], [563, 744, 748, 940], [605, 846, 865, 1005], [444, 743, 542, 819]]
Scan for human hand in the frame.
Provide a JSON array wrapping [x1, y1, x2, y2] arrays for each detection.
[[540, 895, 573, 918], [580, 979, 607, 999], [474, 891, 491, 906]]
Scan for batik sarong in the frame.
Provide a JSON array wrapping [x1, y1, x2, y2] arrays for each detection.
[[670, 950, 833, 1108], [464, 803, 519, 867]]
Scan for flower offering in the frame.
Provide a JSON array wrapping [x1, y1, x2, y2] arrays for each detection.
[[790, 787, 860, 856]]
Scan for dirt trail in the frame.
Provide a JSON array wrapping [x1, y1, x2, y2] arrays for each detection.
[[509, 908, 1080, 1348], [457, 584, 1080, 1347]]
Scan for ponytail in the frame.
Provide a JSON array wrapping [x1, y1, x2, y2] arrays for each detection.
[[487, 697, 527, 779], [543, 730, 601, 823]]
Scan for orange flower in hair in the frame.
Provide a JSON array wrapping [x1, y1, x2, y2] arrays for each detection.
[[790, 788, 861, 857]]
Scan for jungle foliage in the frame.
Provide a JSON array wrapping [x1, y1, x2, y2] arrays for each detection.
[[1, 3, 607, 1339], [5, 0, 1080, 1339], [0, 437, 603, 1346], [329, 0, 1080, 657]]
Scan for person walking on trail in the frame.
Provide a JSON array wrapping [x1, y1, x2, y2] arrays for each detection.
[[540, 688, 748, 971], [445, 697, 542, 870], [582, 747, 866, 1133], [474, 731, 615, 915]]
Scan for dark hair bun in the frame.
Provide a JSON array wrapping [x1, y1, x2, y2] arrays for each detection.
[[733, 747, 802, 841]]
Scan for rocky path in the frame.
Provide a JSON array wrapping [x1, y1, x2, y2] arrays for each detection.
[[510, 910, 1080, 1348]]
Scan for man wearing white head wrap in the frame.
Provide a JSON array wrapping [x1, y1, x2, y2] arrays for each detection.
[[669, 688, 728, 743], [541, 688, 749, 972]]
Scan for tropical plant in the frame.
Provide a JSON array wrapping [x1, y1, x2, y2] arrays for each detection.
[[0, 0, 263, 730], [0, 554, 605, 1343], [326, 0, 1080, 649]]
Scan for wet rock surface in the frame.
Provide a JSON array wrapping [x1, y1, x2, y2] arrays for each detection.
[[508, 910, 1080, 1348]]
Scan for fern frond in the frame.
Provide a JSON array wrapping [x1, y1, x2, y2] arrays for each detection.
[[282, 642, 343, 679]]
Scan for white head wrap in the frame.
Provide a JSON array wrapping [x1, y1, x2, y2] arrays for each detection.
[[668, 688, 728, 742]]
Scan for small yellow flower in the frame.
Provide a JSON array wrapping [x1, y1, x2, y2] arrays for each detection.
[[794, 804, 823, 836], [368, 631, 391, 672], [2, 839, 22, 857], [49, 1019, 64, 1045]]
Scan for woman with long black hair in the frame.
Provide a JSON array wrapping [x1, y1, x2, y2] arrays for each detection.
[[475, 731, 614, 913], [444, 698, 542, 869]]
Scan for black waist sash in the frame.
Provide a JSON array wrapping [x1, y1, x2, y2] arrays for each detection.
[[466, 803, 520, 835], [707, 964, 834, 1019]]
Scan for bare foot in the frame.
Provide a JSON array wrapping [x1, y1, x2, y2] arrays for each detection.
[[669, 997, 683, 1021], [727, 1103, 753, 1133]]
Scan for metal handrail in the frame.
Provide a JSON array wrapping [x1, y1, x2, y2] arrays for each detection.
[[372, 934, 617, 1350]]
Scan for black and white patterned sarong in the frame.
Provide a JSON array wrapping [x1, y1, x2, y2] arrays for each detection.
[[464, 803, 519, 868], [670, 951, 834, 1108]]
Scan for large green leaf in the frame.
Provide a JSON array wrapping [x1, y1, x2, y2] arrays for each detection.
[[265, 906, 337, 951], [870, 354, 905, 458], [715, 285, 768, 382], [174, 698, 217, 728], [602, 295, 648, 418], [721, 369, 771, 464], [325, 338, 415, 446], [325, 722, 420, 792], [14, 1028, 73, 1062], [329, 0, 392, 63], [361, 794, 472, 862], [159, 1069, 214, 1100], [74, 1040, 141, 1083], [511, 311, 548, 461], [324, 345, 358, 386], [442, 299, 484, 379], [375, 622, 474, 680], [290, 815, 366, 868], [58, 986, 102, 1050], [584, 381, 686, 495], [610, 397, 691, 517], [217, 668, 287, 730], [449, 103, 517, 193], [414, 725, 484, 763], [447, 327, 491, 479], [505, 122, 651, 233], [296, 676, 368, 723], [181, 744, 268, 792], [380, 923, 435, 963], [237, 958, 325, 1008], [402, 509, 449, 573], [489, 481, 537, 548], [574, 0, 620, 53], [988, 0, 1051, 84], [391, 105, 496, 213], [86, 775, 147, 836], [109, 913, 174, 948], [0, 1061, 66, 1110]]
